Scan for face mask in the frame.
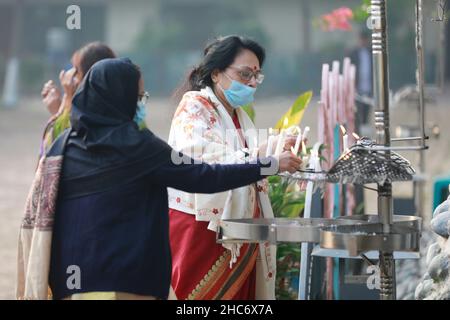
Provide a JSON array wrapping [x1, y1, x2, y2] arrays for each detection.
[[218, 73, 256, 108], [133, 100, 147, 127]]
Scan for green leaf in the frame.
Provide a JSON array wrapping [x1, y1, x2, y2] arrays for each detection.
[[241, 104, 255, 123], [353, 0, 371, 22], [267, 176, 281, 184], [274, 91, 313, 129], [280, 203, 305, 218]]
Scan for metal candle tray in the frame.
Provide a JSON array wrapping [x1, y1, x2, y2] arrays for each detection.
[[279, 141, 416, 185], [320, 223, 420, 257], [217, 218, 354, 244], [217, 215, 421, 255], [326, 145, 415, 184]]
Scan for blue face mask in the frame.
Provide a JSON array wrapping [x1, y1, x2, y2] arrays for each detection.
[[133, 100, 147, 127], [219, 74, 256, 108]]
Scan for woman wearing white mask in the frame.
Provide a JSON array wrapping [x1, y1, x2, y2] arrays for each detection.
[[168, 35, 299, 300]]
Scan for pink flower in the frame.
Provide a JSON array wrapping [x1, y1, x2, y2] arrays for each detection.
[[320, 7, 354, 32]]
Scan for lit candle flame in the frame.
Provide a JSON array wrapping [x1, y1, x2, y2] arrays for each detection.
[[352, 132, 360, 140], [269, 127, 273, 135], [340, 125, 346, 135]]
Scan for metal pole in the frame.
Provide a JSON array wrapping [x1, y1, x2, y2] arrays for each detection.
[[436, 0, 447, 91], [415, 0, 427, 223], [371, 0, 396, 300]]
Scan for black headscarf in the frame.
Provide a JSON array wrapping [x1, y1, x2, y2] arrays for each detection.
[[70, 57, 142, 152], [59, 58, 174, 198]]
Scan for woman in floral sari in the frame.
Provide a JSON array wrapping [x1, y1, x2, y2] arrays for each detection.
[[168, 35, 298, 300]]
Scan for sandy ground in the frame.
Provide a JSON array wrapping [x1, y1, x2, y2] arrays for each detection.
[[0, 90, 449, 299]]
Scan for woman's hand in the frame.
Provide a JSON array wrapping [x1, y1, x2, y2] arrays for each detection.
[[283, 135, 297, 152], [41, 80, 62, 115], [277, 151, 302, 173], [59, 68, 80, 99]]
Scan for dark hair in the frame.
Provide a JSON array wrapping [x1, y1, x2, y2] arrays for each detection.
[[74, 42, 117, 76], [174, 35, 265, 98]]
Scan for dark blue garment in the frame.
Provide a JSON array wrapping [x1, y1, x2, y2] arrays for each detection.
[[49, 149, 272, 300], [50, 177, 172, 300]]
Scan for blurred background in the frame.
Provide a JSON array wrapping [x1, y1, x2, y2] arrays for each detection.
[[0, 0, 447, 97], [1, 0, 450, 299]]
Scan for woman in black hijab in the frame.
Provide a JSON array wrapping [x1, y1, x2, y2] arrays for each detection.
[[33, 58, 301, 300]]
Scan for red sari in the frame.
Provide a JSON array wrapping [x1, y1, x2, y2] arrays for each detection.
[[169, 113, 259, 300]]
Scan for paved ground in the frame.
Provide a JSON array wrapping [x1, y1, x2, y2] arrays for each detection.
[[0, 90, 449, 299]]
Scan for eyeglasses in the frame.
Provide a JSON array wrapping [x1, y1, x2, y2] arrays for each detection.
[[228, 66, 265, 84], [138, 91, 150, 105]]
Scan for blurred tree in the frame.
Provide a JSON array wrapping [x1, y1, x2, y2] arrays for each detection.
[[313, 0, 416, 91], [213, 20, 270, 49], [387, 0, 416, 90], [131, 2, 270, 96], [131, 19, 185, 95]]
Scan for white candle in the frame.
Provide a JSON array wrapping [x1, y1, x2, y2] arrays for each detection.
[[311, 142, 322, 172], [274, 117, 288, 155], [301, 140, 309, 170], [340, 125, 348, 151], [301, 140, 307, 155], [311, 150, 320, 172], [252, 137, 258, 157], [293, 127, 302, 155], [274, 131, 285, 155], [343, 135, 348, 151], [302, 126, 310, 141], [352, 132, 361, 145], [265, 135, 275, 157]]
